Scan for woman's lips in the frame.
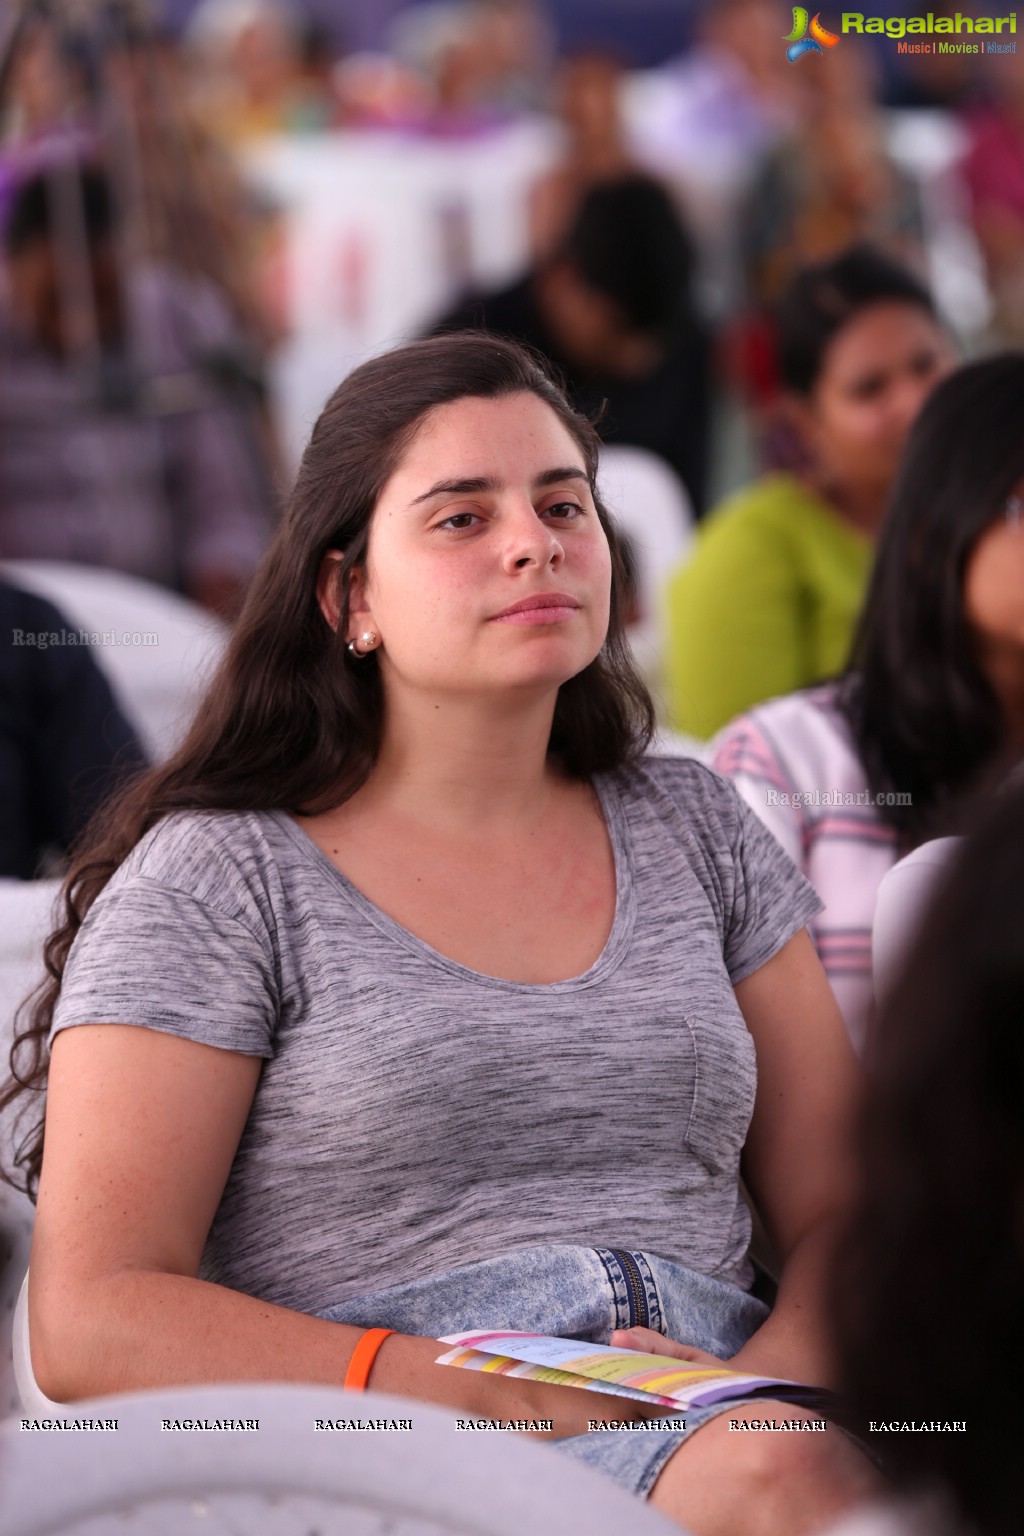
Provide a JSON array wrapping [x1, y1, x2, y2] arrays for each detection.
[[490, 594, 581, 625]]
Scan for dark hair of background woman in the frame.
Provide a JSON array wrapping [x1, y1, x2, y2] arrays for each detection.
[[837, 351, 1024, 845], [0, 330, 655, 1197], [775, 242, 937, 396], [833, 778, 1024, 1536]]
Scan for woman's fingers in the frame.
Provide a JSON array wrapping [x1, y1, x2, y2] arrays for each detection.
[[610, 1327, 728, 1367]]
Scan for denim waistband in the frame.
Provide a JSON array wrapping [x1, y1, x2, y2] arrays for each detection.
[[318, 1243, 769, 1358]]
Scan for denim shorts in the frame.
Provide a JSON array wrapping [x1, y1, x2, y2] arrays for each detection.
[[318, 1244, 776, 1497]]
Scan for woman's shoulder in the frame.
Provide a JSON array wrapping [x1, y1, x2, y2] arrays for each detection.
[[108, 808, 287, 936], [716, 681, 851, 738], [606, 751, 824, 975], [711, 683, 861, 786], [701, 473, 824, 535], [607, 752, 750, 847], [672, 476, 831, 593]]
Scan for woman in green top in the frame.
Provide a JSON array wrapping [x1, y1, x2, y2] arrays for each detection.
[[665, 245, 954, 739]]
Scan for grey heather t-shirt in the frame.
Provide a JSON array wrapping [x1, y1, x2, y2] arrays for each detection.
[[51, 756, 823, 1313]]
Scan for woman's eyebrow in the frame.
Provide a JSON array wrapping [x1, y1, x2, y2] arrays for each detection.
[[535, 466, 590, 490], [411, 466, 590, 506]]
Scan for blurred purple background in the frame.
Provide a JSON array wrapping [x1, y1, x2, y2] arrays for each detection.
[[159, 0, 704, 68]]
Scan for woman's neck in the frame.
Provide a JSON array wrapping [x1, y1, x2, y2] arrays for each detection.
[[814, 477, 888, 538], [359, 688, 564, 836], [977, 637, 1024, 754]]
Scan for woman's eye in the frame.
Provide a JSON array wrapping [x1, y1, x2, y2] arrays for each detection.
[[849, 377, 884, 402], [544, 501, 584, 519], [437, 512, 480, 531]]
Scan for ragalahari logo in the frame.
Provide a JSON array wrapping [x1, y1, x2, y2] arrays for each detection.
[[785, 8, 841, 60]]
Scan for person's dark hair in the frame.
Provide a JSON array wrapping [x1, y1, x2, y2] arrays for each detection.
[[558, 173, 694, 338], [0, 330, 655, 1197], [833, 780, 1024, 1535], [3, 163, 116, 257], [776, 243, 936, 396], [837, 352, 1024, 844]]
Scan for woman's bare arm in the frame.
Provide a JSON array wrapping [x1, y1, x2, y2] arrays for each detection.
[[31, 1023, 624, 1434], [727, 928, 863, 1385]]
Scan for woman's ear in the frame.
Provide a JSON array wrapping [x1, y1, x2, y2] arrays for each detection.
[[316, 550, 374, 641], [774, 390, 821, 478], [316, 551, 345, 632]]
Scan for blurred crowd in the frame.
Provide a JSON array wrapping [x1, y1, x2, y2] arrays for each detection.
[[1, 0, 1021, 859], [0, 0, 1021, 868], [1, 7, 1023, 1531]]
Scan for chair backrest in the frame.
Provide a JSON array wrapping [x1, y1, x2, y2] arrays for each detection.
[[872, 838, 960, 1009], [597, 445, 695, 622], [0, 560, 228, 760], [0, 878, 60, 1421], [596, 446, 695, 698], [1, 1383, 680, 1533], [0, 879, 61, 1143], [12, 1270, 64, 1417], [0, 1196, 35, 1421]]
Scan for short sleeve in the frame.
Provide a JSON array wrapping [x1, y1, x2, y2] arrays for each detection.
[[50, 816, 279, 1056], [710, 711, 807, 868], [721, 782, 823, 985]]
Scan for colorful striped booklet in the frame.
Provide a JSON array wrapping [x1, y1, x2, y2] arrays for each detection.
[[437, 1330, 828, 1412]]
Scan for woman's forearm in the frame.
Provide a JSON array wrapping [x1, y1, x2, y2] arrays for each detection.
[[31, 1267, 618, 1437], [727, 1221, 841, 1387]]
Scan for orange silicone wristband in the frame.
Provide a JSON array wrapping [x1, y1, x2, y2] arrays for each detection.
[[343, 1327, 396, 1392]]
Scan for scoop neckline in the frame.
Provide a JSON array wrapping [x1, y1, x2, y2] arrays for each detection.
[[268, 772, 637, 994]]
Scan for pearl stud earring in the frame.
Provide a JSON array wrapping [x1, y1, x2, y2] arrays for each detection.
[[347, 629, 378, 658]]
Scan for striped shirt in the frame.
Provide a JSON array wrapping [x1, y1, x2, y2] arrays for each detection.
[[710, 683, 902, 1053], [49, 756, 821, 1312]]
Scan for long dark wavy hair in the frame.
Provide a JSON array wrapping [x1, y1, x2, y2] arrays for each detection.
[[833, 776, 1024, 1535], [838, 352, 1024, 844], [0, 331, 655, 1197]]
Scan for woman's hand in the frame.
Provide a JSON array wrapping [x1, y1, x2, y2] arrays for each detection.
[[610, 1327, 729, 1370]]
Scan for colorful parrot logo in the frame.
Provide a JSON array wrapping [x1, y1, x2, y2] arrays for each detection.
[[785, 8, 841, 61]]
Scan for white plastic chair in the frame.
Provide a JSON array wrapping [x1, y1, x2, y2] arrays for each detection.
[[1, 1206, 36, 1421], [1, 1382, 680, 1535], [872, 838, 960, 1009], [0, 878, 60, 1421], [11, 1270, 64, 1416], [596, 445, 695, 699], [0, 560, 228, 761]]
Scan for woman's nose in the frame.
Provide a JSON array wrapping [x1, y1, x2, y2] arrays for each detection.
[[890, 371, 936, 439], [503, 503, 564, 571]]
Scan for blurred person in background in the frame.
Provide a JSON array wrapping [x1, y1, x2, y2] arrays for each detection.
[[733, 42, 924, 447], [431, 172, 712, 514], [185, 0, 336, 145], [527, 50, 636, 260], [388, 0, 554, 130], [104, 29, 289, 435], [0, 160, 273, 618], [0, 576, 146, 881], [879, 0, 985, 111], [961, 54, 1024, 344], [710, 354, 1024, 1052], [628, 0, 804, 201], [0, 10, 76, 147], [665, 245, 953, 741], [826, 777, 1024, 1536], [2, 16, 284, 366]]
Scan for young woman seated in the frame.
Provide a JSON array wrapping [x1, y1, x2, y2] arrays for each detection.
[[2, 333, 876, 1535], [711, 353, 1024, 1049]]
